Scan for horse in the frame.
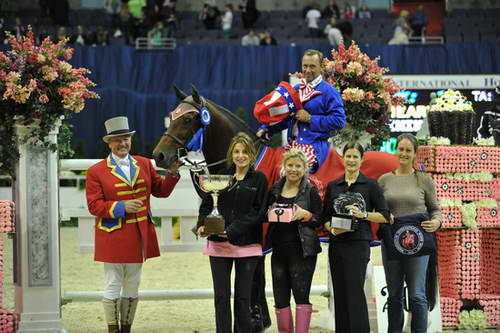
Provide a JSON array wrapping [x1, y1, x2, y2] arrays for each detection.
[[152, 85, 398, 194]]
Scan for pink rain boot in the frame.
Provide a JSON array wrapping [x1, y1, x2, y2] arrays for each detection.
[[275, 306, 294, 333], [295, 304, 317, 333]]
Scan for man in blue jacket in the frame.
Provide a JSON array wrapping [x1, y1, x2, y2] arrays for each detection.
[[257, 49, 346, 173]]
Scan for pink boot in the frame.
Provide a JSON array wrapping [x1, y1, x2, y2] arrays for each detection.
[[295, 304, 317, 333], [275, 306, 294, 333]]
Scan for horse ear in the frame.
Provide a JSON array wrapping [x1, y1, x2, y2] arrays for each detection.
[[191, 84, 202, 105], [173, 85, 188, 100]]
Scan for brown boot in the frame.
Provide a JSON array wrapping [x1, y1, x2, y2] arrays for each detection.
[[120, 297, 139, 332], [107, 325, 119, 333], [103, 298, 120, 332]]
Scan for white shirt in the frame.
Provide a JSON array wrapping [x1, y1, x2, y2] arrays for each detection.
[[306, 9, 321, 29], [222, 11, 233, 30], [325, 26, 343, 46], [112, 153, 131, 181], [242, 34, 260, 46]]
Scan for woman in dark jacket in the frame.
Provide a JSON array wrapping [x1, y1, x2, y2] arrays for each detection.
[[267, 149, 322, 333], [197, 132, 268, 333], [322, 142, 390, 333]]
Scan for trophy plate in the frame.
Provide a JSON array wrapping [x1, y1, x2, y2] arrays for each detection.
[[204, 216, 225, 235], [331, 213, 355, 231]]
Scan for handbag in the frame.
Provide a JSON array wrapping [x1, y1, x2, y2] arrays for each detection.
[[381, 213, 436, 260]]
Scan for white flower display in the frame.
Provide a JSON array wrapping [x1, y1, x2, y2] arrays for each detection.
[[430, 89, 474, 112]]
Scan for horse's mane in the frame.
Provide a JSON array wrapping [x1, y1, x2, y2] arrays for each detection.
[[209, 100, 257, 138]]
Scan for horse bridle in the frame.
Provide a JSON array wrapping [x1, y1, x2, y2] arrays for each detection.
[[163, 99, 203, 151], [163, 97, 266, 170], [163, 98, 229, 169]]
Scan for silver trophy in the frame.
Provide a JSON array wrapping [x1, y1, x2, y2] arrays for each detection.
[[194, 174, 235, 235], [331, 192, 366, 231]]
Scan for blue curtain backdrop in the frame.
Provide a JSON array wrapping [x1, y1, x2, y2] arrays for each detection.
[[63, 44, 500, 157]]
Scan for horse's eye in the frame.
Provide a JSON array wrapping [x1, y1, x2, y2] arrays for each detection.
[[183, 117, 192, 124]]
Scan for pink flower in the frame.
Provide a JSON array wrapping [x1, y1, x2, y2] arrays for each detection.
[[346, 61, 363, 76], [38, 54, 47, 63], [342, 88, 365, 102], [64, 48, 74, 60], [39, 94, 49, 104]]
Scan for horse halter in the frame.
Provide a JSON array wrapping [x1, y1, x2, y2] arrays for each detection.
[[164, 98, 207, 153], [163, 97, 227, 169]]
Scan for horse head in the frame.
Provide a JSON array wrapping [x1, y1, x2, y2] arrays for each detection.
[[153, 85, 251, 171], [153, 85, 204, 169]]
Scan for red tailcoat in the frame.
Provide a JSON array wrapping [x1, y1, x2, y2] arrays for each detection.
[[86, 155, 179, 263]]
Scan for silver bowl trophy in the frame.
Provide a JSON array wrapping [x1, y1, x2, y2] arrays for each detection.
[[194, 174, 236, 235]]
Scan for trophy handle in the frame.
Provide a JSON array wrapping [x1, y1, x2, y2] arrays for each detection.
[[224, 176, 237, 192], [191, 171, 205, 193]]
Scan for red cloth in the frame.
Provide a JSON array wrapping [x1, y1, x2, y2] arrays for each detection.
[[86, 155, 179, 263], [285, 140, 318, 170], [253, 81, 303, 125]]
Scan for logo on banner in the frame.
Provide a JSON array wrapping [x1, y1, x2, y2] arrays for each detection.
[[393, 225, 424, 255]]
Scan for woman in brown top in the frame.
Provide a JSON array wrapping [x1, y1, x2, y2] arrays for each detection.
[[378, 134, 441, 333]]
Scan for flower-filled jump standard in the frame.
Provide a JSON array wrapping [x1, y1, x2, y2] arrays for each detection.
[[427, 89, 475, 145], [0, 28, 99, 177], [322, 43, 404, 148]]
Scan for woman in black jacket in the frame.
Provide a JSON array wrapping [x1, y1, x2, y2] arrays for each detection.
[[322, 142, 390, 333], [266, 149, 322, 333], [197, 132, 268, 333]]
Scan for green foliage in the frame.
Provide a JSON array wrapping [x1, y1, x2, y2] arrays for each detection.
[[458, 309, 487, 330], [58, 122, 75, 159], [60, 217, 78, 227]]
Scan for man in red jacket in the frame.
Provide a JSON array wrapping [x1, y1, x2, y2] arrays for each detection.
[[86, 116, 181, 333]]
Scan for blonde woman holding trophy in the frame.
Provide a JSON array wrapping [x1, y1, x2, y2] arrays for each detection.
[[196, 132, 268, 333]]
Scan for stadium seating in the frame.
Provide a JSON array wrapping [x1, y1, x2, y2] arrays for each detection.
[[3, 7, 499, 47]]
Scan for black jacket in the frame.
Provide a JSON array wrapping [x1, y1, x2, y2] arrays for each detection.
[[197, 166, 268, 246], [322, 172, 390, 242], [267, 176, 323, 257]]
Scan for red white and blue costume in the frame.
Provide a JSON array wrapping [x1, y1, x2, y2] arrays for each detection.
[[255, 76, 346, 173]]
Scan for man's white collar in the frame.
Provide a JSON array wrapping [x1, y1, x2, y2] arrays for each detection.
[[307, 75, 323, 88], [111, 153, 130, 165]]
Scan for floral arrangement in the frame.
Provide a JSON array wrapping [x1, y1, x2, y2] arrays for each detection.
[[474, 137, 495, 146], [310, 43, 404, 148], [458, 309, 487, 330], [480, 296, 500, 326], [461, 202, 478, 229], [0, 200, 15, 233], [430, 89, 474, 112], [0, 28, 99, 177], [427, 136, 451, 146], [445, 172, 494, 181]]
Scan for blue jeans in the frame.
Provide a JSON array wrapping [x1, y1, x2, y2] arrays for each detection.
[[382, 244, 429, 333]]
